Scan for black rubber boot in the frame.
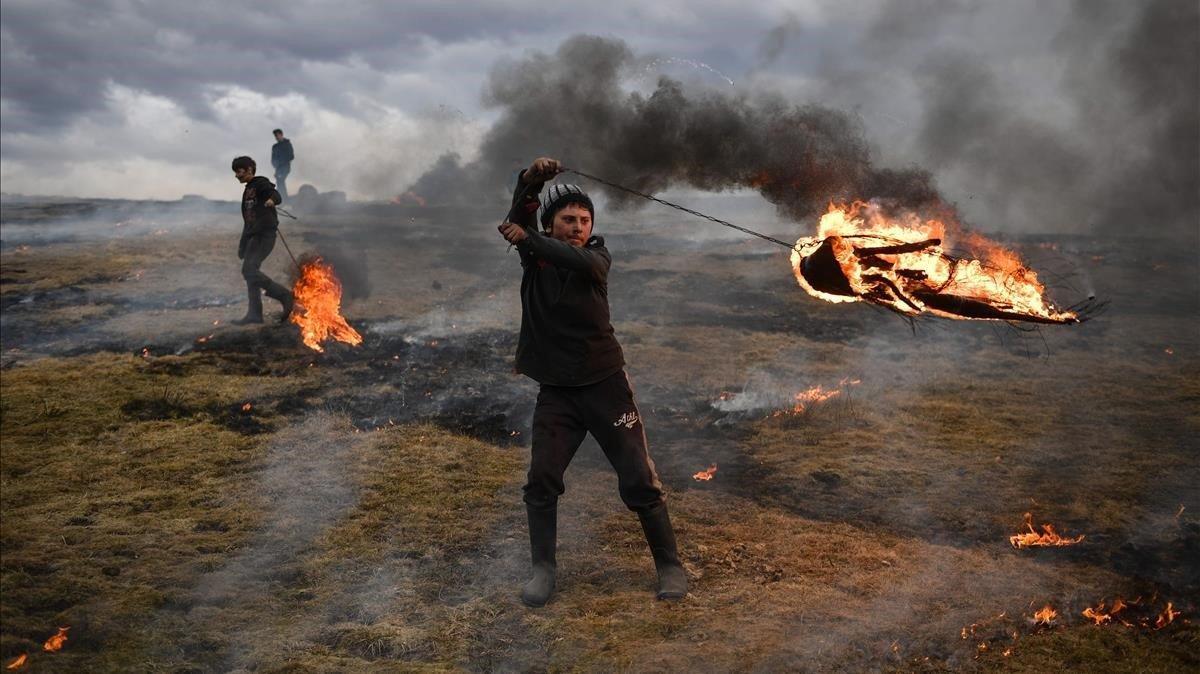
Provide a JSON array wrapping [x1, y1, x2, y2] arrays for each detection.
[[234, 286, 264, 324], [638, 503, 688, 600], [521, 504, 557, 607]]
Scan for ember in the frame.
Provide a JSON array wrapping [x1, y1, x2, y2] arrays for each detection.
[[790, 202, 1091, 324], [42, 626, 68, 652], [693, 464, 718, 481], [5, 654, 26, 670], [241, 402, 252, 412], [291, 256, 363, 352], [1009, 512, 1084, 548]]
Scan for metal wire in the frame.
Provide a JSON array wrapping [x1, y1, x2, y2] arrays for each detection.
[[563, 168, 801, 252]]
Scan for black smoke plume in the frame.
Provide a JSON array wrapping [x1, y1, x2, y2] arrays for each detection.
[[408, 35, 946, 221]]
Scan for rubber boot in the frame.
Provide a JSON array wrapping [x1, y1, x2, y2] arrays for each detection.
[[638, 502, 688, 600], [233, 285, 265, 325], [521, 504, 557, 607]]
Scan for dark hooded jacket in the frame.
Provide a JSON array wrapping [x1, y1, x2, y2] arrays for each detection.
[[240, 176, 281, 239], [271, 139, 294, 168], [509, 170, 625, 386]]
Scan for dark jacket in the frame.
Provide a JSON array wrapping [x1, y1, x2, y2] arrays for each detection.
[[271, 139, 294, 167], [239, 176, 281, 256], [509, 171, 625, 386]]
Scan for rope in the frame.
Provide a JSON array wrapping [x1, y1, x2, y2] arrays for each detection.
[[563, 168, 801, 252], [274, 207, 302, 270]]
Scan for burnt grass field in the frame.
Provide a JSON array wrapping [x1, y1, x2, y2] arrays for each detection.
[[1, 194, 1197, 672]]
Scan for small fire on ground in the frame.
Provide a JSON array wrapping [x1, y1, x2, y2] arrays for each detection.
[[291, 256, 363, 352], [1009, 512, 1084, 548], [713, 378, 860, 416], [962, 597, 1185, 660], [5, 654, 27, 670], [693, 463, 718, 481], [43, 626, 69, 652], [1032, 605, 1058, 626], [780, 378, 861, 415]]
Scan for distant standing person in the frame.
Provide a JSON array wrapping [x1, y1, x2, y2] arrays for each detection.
[[271, 129, 294, 200], [231, 156, 294, 325]]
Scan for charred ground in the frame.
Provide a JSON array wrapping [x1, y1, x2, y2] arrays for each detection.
[[1, 195, 1197, 672]]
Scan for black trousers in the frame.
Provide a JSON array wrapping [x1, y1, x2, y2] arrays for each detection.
[[241, 232, 291, 317], [523, 371, 665, 513]]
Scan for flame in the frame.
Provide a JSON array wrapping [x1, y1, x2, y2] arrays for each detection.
[[1009, 512, 1084, 548], [693, 464, 718, 481], [241, 402, 252, 412], [791, 385, 840, 412], [5, 654, 27, 670], [1155, 602, 1180, 629], [42, 626, 68, 652], [1083, 598, 1130, 625], [790, 202, 1078, 324], [290, 257, 363, 353], [779, 378, 860, 415], [1032, 605, 1057, 626]]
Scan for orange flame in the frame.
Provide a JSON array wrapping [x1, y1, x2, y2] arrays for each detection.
[[5, 654, 27, 670], [1083, 598, 1130, 626], [42, 626, 68, 652], [1155, 602, 1180, 629], [241, 402, 252, 412], [1009, 512, 1084, 548], [693, 464, 718, 481], [790, 201, 1077, 323], [290, 257, 363, 353], [1032, 605, 1057, 626], [784, 378, 860, 415]]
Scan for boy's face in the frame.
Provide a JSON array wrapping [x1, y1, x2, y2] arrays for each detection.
[[234, 167, 254, 183], [549, 203, 593, 248], [274, 131, 283, 141]]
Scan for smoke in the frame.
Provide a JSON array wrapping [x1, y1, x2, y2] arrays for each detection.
[[407, 34, 945, 223], [1065, 0, 1200, 236], [408, 2, 1197, 240], [760, 0, 1198, 238], [899, 0, 1199, 238]]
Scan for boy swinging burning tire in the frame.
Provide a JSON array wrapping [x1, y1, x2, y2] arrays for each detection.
[[498, 157, 688, 607]]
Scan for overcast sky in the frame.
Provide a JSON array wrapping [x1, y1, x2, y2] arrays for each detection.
[[1, 0, 1196, 236]]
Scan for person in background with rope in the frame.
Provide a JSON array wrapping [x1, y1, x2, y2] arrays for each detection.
[[498, 156, 688, 607], [231, 156, 294, 325]]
